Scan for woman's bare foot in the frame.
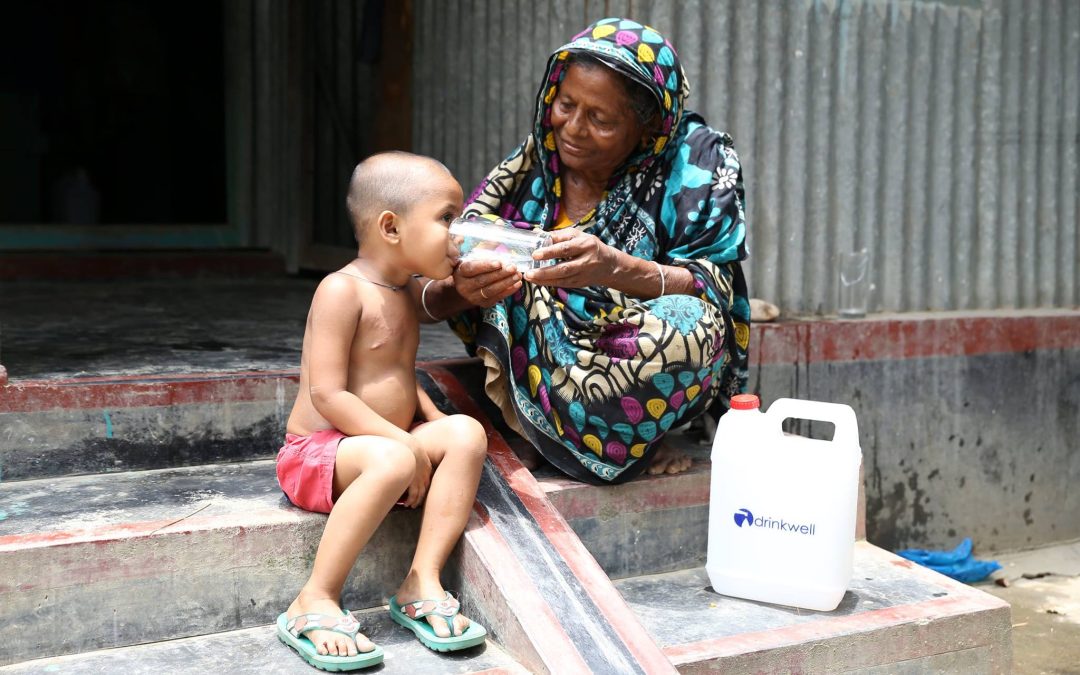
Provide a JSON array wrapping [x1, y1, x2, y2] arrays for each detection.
[[647, 441, 693, 475], [286, 590, 376, 656], [395, 571, 471, 637]]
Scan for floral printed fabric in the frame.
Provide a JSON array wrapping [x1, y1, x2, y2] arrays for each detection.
[[450, 17, 751, 483]]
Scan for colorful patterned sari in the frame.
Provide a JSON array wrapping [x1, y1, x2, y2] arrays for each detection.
[[449, 18, 751, 483]]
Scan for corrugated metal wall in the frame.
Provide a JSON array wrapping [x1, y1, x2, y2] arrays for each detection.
[[412, 0, 1079, 314], [310, 0, 381, 249]]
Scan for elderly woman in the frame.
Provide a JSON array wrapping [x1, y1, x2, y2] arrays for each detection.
[[419, 18, 750, 484]]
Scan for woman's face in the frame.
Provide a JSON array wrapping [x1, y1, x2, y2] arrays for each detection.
[[550, 64, 651, 180]]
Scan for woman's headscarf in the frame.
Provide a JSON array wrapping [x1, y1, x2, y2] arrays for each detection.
[[534, 19, 691, 204]]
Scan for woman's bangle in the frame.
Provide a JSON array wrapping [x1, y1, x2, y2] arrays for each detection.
[[652, 260, 666, 297], [421, 279, 438, 321]]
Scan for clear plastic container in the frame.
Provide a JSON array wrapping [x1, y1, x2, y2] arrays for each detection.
[[707, 394, 862, 611], [450, 215, 556, 270]]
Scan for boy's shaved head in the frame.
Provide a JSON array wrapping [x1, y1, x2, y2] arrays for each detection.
[[346, 151, 453, 245]]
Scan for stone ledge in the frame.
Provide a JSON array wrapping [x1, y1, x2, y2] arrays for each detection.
[[0, 460, 420, 665], [619, 542, 1012, 674]]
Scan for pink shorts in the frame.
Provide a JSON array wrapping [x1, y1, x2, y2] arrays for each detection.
[[276, 429, 346, 514]]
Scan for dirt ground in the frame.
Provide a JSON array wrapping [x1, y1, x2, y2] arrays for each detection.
[[978, 541, 1080, 675]]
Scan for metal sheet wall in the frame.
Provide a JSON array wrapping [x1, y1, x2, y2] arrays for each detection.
[[412, 0, 1079, 314], [310, 0, 381, 249]]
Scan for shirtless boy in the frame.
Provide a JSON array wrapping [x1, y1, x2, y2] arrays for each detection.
[[276, 152, 488, 671]]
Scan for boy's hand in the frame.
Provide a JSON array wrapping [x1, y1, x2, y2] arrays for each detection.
[[402, 437, 433, 508], [421, 409, 447, 423]]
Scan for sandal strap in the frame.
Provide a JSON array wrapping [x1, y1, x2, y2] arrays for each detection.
[[400, 592, 460, 621], [286, 612, 361, 639]]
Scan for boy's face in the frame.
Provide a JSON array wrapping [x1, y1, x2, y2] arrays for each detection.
[[397, 168, 464, 280]]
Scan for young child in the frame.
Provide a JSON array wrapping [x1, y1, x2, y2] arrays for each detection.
[[275, 151, 488, 671]]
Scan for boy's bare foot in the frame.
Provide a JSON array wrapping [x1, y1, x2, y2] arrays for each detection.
[[395, 572, 471, 637], [646, 441, 692, 475], [286, 592, 376, 656]]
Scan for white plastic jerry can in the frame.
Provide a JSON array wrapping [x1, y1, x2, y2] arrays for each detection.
[[706, 394, 862, 611]]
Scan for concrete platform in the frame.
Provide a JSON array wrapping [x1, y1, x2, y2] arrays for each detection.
[[980, 540, 1080, 674], [0, 275, 1023, 672], [0, 460, 425, 665], [0, 278, 466, 382], [0, 278, 467, 482], [0, 436, 1010, 672], [0, 605, 527, 674], [5, 277, 1079, 551], [616, 543, 1011, 673], [541, 438, 868, 581], [531, 443, 1008, 672]]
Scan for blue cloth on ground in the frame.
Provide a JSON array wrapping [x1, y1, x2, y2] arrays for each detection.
[[896, 538, 1002, 583]]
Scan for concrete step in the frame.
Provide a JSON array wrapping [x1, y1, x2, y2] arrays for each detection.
[[0, 364, 676, 673], [0, 460, 427, 665], [0, 606, 527, 674], [0, 443, 1013, 674], [540, 434, 867, 581], [0, 355, 466, 483], [0, 276, 470, 482], [539, 444, 713, 579], [528, 440, 1009, 673], [6, 275, 1079, 552], [0, 371, 294, 481], [1, 363, 1013, 673], [614, 542, 1011, 673]]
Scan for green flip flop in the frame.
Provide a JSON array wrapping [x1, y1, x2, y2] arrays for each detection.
[[276, 610, 384, 672], [389, 592, 488, 652]]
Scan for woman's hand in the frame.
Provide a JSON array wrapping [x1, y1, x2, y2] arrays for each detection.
[[452, 259, 522, 308], [525, 229, 621, 289]]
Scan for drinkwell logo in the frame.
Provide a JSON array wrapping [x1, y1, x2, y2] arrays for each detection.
[[732, 507, 817, 535]]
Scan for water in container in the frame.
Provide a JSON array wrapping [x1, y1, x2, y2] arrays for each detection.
[[450, 214, 556, 270], [706, 394, 862, 611]]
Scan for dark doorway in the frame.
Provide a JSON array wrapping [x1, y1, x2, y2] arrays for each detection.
[[0, 1, 225, 226]]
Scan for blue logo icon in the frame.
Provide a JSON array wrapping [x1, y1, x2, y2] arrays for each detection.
[[733, 508, 754, 527]]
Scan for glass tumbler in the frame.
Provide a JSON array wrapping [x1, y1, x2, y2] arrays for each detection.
[[838, 249, 871, 318], [450, 215, 556, 270]]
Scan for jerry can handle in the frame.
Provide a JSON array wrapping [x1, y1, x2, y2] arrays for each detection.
[[764, 398, 860, 447]]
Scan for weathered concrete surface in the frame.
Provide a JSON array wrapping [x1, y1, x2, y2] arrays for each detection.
[[429, 365, 679, 675], [1, 361, 445, 483], [540, 448, 712, 580], [540, 429, 867, 581], [0, 422, 1013, 673], [0, 279, 312, 381], [0, 606, 528, 674], [751, 311, 1080, 552], [980, 540, 1080, 674], [3, 279, 1074, 552], [617, 542, 1012, 674], [0, 461, 420, 666], [985, 575, 1080, 675], [0, 394, 290, 481], [0, 278, 467, 381], [0, 278, 469, 482]]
